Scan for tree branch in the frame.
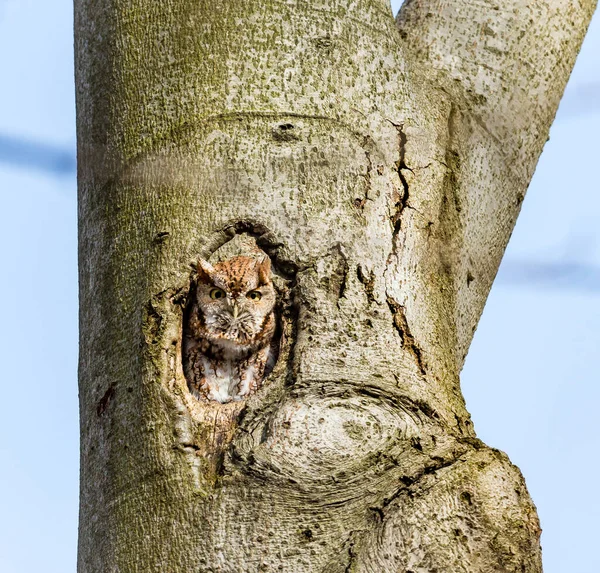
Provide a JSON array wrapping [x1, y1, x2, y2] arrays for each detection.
[[396, 0, 596, 365], [397, 0, 596, 174]]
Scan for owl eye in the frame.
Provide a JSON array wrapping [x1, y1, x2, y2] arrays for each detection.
[[247, 290, 262, 301], [209, 288, 226, 300]]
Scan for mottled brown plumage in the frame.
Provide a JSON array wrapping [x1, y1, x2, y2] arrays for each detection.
[[183, 256, 278, 403]]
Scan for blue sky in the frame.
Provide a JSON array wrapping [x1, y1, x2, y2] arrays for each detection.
[[0, 1, 597, 571]]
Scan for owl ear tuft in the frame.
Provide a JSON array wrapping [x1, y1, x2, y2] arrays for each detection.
[[257, 257, 271, 285], [196, 259, 216, 284]]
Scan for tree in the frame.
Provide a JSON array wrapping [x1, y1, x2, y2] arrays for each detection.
[[74, 0, 596, 571]]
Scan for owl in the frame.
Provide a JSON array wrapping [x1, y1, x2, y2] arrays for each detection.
[[183, 255, 278, 403]]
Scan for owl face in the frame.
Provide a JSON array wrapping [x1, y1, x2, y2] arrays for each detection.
[[195, 256, 276, 350]]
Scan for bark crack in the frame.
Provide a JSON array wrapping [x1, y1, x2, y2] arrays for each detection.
[[386, 296, 426, 376], [357, 264, 376, 304], [336, 254, 350, 307], [342, 530, 363, 573], [96, 385, 115, 417], [387, 120, 413, 233], [377, 446, 472, 513], [382, 122, 428, 377], [355, 137, 376, 212], [344, 540, 357, 573]]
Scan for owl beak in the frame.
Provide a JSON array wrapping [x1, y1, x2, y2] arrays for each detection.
[[232, 302, 239, 319]]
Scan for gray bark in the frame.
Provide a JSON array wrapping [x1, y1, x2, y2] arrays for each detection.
[[75, 0, 595, 571]]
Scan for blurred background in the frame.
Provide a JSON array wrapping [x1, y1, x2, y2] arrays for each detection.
[[0, 1, 597, 571]]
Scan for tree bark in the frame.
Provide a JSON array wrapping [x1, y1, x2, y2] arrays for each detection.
[[75, 0, 595, 571]]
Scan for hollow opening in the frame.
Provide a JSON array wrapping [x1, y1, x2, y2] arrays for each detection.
[[182, 232, 294, 404]]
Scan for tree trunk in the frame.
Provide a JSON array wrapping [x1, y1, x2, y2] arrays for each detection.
[[75, 0, 595, 571]]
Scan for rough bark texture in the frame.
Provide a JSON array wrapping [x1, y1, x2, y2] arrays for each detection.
[[75, 0, 595, 571]]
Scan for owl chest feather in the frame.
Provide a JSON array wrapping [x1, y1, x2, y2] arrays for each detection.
[[200, 354, 241, 403], [195, 344, 271, 403]]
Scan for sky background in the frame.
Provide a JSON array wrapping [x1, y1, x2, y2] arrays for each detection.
[[0, 1, 598, 571]]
